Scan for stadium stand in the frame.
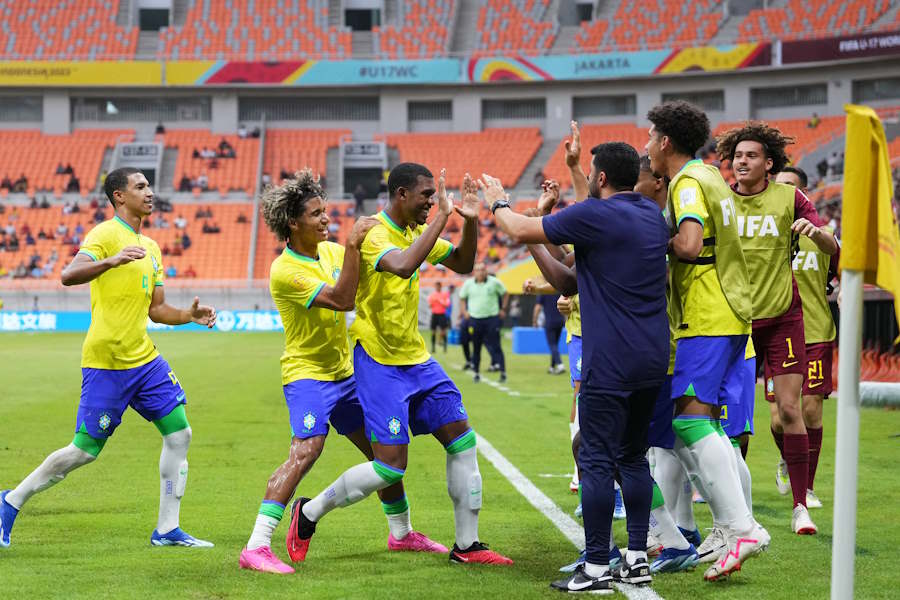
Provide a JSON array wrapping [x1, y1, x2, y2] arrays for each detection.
[[575, 0, 722, 52], [475, 0, 558, 55], [737, 0, 893, 42], [0, 202, 253, 281], [384, 128, 543, 190], [157, 0, 350, 60], [159, 130, 260, 197], [373, 0, 455, 59], [541, 123, 648, 191], [0, 129, 133, 198], [263, 129, 350, 184], [0, 0, 138, 59]]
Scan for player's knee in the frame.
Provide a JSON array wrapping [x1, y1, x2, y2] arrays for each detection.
[[164, 426, 192, 451], [444, 428, 476, 456], [372, 460, 405, 485], [288, 436, 325, 467], [71, 431, 106, 459]]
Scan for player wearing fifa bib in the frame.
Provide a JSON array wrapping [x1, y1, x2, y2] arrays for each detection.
[[771, 167, 839, 511], [241, 171, 445, 575], [717, 124, 837, 535], [293, 164, 512, 566], [0, 168, 217, 550], [646, 101, 768, 582]]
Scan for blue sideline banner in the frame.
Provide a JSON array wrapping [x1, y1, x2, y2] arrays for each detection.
[[0, 311, 285, 333]]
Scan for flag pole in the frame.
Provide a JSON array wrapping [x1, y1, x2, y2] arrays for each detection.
[[831, 268, 863, 600]]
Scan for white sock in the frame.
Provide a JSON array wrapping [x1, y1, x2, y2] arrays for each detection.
[[6, 444, 95, 509], [650, 505, 691, 550], [585, 562, 609, 578], [303, 461, 395, 522], [654, 447, 695, 531], [569, 421, 579, 440], [157, 428, 191, 534], [674, 434, 753, 534], [626, 549, 648, 564], [675, 468, 697, 532], [386, 509, 413, 540], [447, 446, 481, 550], [247, 514, 280, 550], [732, 444, 753, 515]]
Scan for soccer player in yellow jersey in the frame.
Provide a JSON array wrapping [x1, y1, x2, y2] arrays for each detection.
[[287, 163, 512, 566], [716, 123, 836, 536], [240, 171, 446, 574], [0, 168, 216, 549], [773, 166, 838, 511], [645, 101, 768, 581]]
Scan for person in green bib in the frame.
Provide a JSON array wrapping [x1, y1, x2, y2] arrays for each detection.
[[459, 262, 509, 383], [772, 166, 839, 512], [645, 100, 768, 582], [716, 124, 837, 537]]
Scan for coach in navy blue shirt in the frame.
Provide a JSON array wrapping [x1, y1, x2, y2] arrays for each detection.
[[484, 142, 668, 592]]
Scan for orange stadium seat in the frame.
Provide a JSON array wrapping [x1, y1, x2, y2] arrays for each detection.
[[0, 0, 138, 59], [159, 130, 260, 197], [157, 0, 350, 60], [475, 0, 558, 55], [0, 129, 133, 197], [263, 129, 350, 184], [576, 0, 722, 52], [542, 123, 648, 191], [0, 203, 253, 281], [384, 128, 543, 190], [374, 1, 454, 58], [737, 0, 892, 41]]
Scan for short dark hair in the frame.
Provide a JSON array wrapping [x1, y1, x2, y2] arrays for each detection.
[[716, 121, 795, 175], [104, 167, 142, 205], [779, 166, 808, 189], [647, 101, 711, 157], [388, 163, 433, 198], [590, 143, 640, 191]]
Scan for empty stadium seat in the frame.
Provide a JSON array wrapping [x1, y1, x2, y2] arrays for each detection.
[[542, 123, 648, 191], [159, 130, 260, 197], [475, 0, 558, 55], [157, 0, 350, 60], [263, 129, 350, 184], [384, 128, 543, 190], [736, 0, 892, 41], [374, 0, 455, 59]]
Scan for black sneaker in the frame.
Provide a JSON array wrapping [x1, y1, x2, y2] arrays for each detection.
[[612, 555, 652, 585], [449, 541, 513, 565], [499, 372, 507, 383], [462, 362, 473, 371], [550, 564, 614, 594], [473, 373, 481, 383]]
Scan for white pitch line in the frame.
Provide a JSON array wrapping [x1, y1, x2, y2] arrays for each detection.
[[475, 426, 664, 599]]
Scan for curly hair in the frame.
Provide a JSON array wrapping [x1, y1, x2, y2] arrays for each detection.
[[647, 101, 710, 157], [260, 169, 326, 241], [716, 122, 795, 175]]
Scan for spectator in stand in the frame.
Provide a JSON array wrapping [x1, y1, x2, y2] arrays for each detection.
[[166, 265, 177, 279], [93, 206, 106, 223], [13, 261, 27, 278], [807, 113, 820, 129], [99, 170, 107, 188], [63, 163, 74, 175], [181, 232, 192, 250], [0, 231, 6, 250], [827, 152, 839, 178], [192, 148, 201, 159], [201, 147, 216, 159], [1, 174, 12, 190], [39, 196, 50, 209], [155, 121, 166, 134], [238, 123, 248, 139], [162, 244, 171, 256], [8, 234, 20, 252], [0, 263, 7, 277], [37, 228, 47, 240], [183, 265, 197, 278], [29, 196, 38, 209], [250, 126, 261, 138], [236, 212, 248, 223], [178, 175, 193, 192], [25, 231, 35, 246], [280, 167, 291, 181], [89, 197, 98, 209], [55, 162, 66, 175], [218, 138, 235, 158], [13, 173, 28, 193], [56, 221, 67, 236], [174, 215, 187, 229], [74, 223, 84, 236], [353, 183, 367, 215], [197, 172, 209, 191], [66, 175, 81, 193], [261, 172, 272, 187], [533, 169, 547, 189], [202, 221, 220, 234], [172, 239, 183, 256], [5, 221, 16, 236]]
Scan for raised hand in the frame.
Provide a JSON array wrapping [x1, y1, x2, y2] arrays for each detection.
[[109, 245, 146, 267], [190, 296, 217, 328], [348, 216, 380, 249], [564, 120, 581, 168], [455, 173, 481, 220], [522, 278, 537, 294], [557, 295, 573, 317], [537, 179, 560, 215], [436, 168, 453, 216], [478, 173, 508, 205]]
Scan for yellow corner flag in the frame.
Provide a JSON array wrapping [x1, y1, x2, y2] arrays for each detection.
[[840, 104, 900, 342]]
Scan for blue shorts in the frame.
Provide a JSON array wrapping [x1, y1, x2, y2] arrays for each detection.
[[568, 335, 582, 387], [671, 334, 749, 408], [721, 356, 756, 438], [353, 343, 467, 445], [284, 375, 363, 438], [77, 355, 185, 438], [648, 375, 675, 449]]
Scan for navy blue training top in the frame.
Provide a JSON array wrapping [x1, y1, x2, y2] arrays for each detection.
[[537, 294, 565, 329], [542, 192, 669, 391]]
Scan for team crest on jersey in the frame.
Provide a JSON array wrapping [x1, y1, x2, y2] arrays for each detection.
[[332, 267, 341, 280], [766, 378, 775, 394], [387, 417, 402, 437], [302, 412, 317, 432], [98, 412, 112, 431]]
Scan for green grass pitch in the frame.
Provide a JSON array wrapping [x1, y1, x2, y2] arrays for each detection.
[[0, 332, 897, 599]]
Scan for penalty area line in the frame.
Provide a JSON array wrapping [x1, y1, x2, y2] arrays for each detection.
[[476, 434, 665, 600]]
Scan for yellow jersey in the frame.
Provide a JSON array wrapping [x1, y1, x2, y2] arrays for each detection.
[[565, 294, 581, 342], [270, 243, 353, 384], [670, 177, 751, 339], [350, 210, 454, 365], [78, 216, 163, 370]]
